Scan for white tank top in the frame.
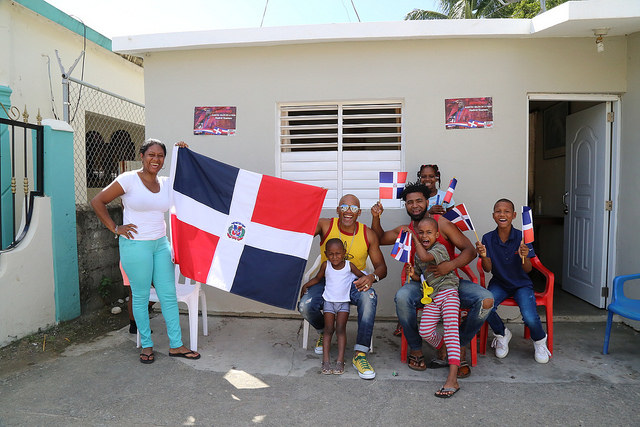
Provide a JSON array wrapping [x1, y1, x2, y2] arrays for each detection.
[[322, 260, 356, 303]]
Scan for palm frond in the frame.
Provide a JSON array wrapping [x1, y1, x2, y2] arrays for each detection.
[[404, 9, 448, 20]]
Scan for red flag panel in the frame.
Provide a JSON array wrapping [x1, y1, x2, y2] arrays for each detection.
[[252, 175, 327, 235], [171, 214, 219, 283]]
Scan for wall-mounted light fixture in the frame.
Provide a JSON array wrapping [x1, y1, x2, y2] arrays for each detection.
[[593, 28, 609, 53]]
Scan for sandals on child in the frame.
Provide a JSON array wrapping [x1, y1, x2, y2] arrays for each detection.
[[321, 361, 333, 375], [333, 360, 345, 375]]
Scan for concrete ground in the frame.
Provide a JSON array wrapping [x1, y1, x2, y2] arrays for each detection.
[[1, 315, 639, 426]]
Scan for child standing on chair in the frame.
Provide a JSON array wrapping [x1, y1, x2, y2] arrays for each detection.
[[476, 198, 551, 364], [406, 217, 460, 398], [300, 238, 364, 375]]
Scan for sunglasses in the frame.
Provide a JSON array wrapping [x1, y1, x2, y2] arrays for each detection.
[[339, 204, 360, 213]]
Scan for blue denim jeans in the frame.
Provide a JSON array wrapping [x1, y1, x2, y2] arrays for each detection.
[[396, 279, 493, 351], [486, 284, 546, 341], [298, 278, 377, 353]]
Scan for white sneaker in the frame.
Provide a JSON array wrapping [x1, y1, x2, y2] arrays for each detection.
[[314, 334, 323, 355], [533, 335, 551, 364], [491, 328, 512, 359]]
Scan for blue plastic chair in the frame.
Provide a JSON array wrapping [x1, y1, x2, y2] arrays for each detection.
[[603, 273, 640, 354]]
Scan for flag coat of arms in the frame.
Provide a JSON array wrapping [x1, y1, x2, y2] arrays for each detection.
[[390, 230, 412, 263], [379, 172, 408, 199], [442, 178, 457, 204], [169, 147, 327, 310], [522, 206, 534, 244], [443, 203, 475, 232]]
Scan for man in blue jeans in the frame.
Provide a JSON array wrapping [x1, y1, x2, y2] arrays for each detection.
[[371, 183, 493, 377], [299, 194, 387, 379]]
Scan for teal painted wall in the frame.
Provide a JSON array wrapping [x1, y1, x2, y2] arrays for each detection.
[[43, 122, 80, 321], [0, 85, 13, 248]]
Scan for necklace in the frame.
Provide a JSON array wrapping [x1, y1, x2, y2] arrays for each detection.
[[338, 222, 357, 261]]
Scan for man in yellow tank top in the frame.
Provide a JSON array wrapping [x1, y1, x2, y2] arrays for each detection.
[[299, 194, 387, 380]]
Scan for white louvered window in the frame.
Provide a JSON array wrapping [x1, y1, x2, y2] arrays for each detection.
[[279, 102, 404, 208]]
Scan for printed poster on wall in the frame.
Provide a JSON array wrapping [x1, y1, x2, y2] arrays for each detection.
[[445, 97, 493, 129], [194, 106, 237, 135]]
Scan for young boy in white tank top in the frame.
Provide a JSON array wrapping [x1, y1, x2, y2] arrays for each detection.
[[300, 238, 364, 374]]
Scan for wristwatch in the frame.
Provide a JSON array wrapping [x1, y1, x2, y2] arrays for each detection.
[[372, 273, 380, 283]]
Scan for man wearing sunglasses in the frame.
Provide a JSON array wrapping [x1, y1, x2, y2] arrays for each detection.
[[370, 183, 493, 377], [299, 194, 387, 379]]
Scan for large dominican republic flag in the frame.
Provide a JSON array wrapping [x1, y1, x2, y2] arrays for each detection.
[[169, 147, 327, 310], [379, 172, 408, 199], [443, 203, 475, 232], [522, 206, 534, 244]]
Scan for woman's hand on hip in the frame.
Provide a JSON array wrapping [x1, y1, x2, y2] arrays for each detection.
[[116, 223, 138, 239]]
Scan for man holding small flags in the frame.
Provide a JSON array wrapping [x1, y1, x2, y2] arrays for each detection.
[[371, 180, 493, 377]]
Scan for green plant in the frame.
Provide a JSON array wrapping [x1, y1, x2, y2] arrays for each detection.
[[98, 276, 113, 300]]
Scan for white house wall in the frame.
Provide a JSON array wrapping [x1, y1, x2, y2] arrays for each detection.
[[618, 31, 640, 329], [143, 36, 627, 317], [0, 197, 55, 347], [0, 1, 144, 120]]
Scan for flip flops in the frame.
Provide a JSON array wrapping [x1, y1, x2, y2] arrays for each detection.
[[169, 350, 201, 360], [457, 361, 471, 379], [434, 387, 460, 398], [407, 354, 427, 371], [139, 352, 155, 364], [427, 358, 449, 369]]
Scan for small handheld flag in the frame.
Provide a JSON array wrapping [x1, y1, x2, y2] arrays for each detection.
[[442, 178, 457, 204], [522, 206, 534, 244], [390, 230, 412, 263], [379, 172, 408, 200], [443, 203, 480, 242]]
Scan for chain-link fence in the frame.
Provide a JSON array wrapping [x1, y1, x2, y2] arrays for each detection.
[[67, 77, 145, 206]]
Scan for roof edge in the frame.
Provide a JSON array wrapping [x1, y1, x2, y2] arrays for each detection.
[[13, 0, 112, 51], [113, 19, 532, 55], [112, 0, 640, 55]]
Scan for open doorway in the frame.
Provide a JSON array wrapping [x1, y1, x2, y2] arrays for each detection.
[[528, 97, 619, 313]]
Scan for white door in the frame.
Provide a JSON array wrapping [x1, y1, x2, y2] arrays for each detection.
[[562, 103, 610, 307]]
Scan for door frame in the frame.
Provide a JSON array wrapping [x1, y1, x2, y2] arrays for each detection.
[[527, 93, 621, 306]]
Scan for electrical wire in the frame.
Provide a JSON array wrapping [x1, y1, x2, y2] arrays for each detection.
[[69, 16, 87, 124], [260, 0, 269, 27], [43, 54, 59, 120], [350, 0, 361, 22], [340, 0, 351, 21]]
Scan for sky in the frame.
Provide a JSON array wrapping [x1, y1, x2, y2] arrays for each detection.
[[45, 0, 441, 39]]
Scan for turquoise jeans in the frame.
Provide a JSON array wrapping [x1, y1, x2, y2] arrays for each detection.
[[119, 236, 183, 349]]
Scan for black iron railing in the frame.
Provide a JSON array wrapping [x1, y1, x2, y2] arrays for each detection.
[[0, 117, 44, 250]]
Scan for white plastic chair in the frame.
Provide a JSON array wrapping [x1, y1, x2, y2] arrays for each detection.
[[136, 265, 208, 351], [301, 255, 374, 353]]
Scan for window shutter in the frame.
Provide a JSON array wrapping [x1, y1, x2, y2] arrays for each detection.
[[280, 102, 403, 208]]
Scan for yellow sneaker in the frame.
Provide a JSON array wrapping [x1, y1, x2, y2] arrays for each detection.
[[352, 353, 375, 379]]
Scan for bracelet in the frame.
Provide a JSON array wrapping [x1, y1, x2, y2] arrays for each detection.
[[114, 225, 119, 239]]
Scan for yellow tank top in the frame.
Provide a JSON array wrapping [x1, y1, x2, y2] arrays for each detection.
[[320, 218, 369, 271]]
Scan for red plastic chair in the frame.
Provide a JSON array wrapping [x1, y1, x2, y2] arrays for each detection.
[[400, 258, 479, 367], [477, 256, 554, 354]]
